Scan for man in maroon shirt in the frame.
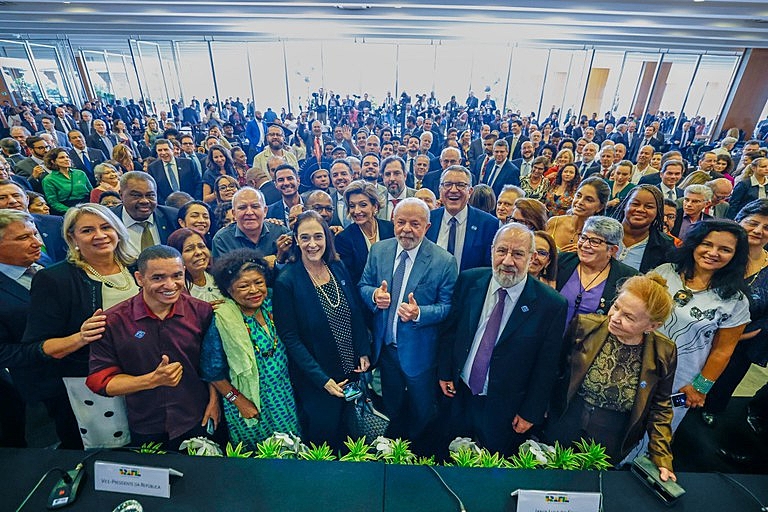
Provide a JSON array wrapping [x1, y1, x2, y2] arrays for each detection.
[[87, 245, 221, 449]]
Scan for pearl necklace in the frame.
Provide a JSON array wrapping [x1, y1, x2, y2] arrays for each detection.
[[306, 263, 341, 308], [83, 261, 133, 291]]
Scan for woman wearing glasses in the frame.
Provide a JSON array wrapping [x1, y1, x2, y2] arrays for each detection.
[[652, 219, 750, 431], [519, 156, 550, 201], [556, 216, 638, 325], [203, 144, 238, 203], [529, 231, 558, 288], [213, 175, 240, 205]]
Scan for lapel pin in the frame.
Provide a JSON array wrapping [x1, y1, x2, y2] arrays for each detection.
[[639, 381, 647, 389], [470, 225, 478, 231], [521, 305, 529, 313], [134, 330, 146, 339]]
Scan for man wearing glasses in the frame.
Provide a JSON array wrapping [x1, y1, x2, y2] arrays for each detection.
[[13, 136, 51, 192], [251, 123, 299, 178], [178, 134, 205, 177], [672, 184, 713, 238], [425, 165, 500, 271]]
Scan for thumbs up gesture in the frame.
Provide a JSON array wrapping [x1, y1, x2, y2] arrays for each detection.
[[397, 292, 420, 322], [374, 280, 390, 309], [150, 354, 183, 388]]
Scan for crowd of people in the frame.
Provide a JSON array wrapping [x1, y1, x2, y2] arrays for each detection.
[[1, 92, 767, 479]]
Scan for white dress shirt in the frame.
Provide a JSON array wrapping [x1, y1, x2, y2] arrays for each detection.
[[390, 241, 423, 341], [122, 209, 161, 259], [461, 274, 527, 395], [436, 206, 468, 270]]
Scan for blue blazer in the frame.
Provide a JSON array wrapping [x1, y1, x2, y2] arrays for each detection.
[[359, 238, 457, 376], [486, 160, 521, 197], [334, 219, 395, 286], [32, 213, 67, 263], [425, 206, 500, 272]]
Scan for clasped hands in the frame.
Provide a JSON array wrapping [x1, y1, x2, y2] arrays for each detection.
[[373, 280, 419, 322]]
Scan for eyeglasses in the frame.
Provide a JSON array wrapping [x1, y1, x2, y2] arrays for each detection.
[[577, 234, 613, 248], [663, 213, 677, 220], [533, 249, 550, 258], [440, 182, 470, 190]]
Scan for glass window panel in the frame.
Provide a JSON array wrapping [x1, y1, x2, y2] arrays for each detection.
[[682, 55, 739, 138], [584, 51, 625, 123], [157, 43, 180, 107], [176, 42, 216, 110], [434, 43, 472, 102], [540, 49, 589, 123], [470, 43, 509, 120], [506, 47, 547, 118], [284, 40, 323, 116], [81, 50, 112, 104], [0, 41, 43, 105], [397, 44, 436, 102], [28, 44, 70, 103], [359, 42, 396, 109], [615, 52, 660, 122], [248, 42, 286, 115], [646, 54, 699, 135], [105, 53, 132, 104], [134, 41, 169, 114], [211, 42, 252, 108]]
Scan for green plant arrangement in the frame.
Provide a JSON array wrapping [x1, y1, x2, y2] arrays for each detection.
[[133, 441, 167, 455], [173, 432, 612, 472]]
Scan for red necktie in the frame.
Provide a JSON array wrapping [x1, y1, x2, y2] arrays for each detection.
[[390, 199, 400, 221], [314, 137, 322, 164]]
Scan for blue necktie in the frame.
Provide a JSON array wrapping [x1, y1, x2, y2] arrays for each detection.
[[166, 162, 180, 191], [386, 251, 409, 346], [81, 151, 91, 173], [447, 217, 457, 255]]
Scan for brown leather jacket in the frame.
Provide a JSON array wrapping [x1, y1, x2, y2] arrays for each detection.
[[552, 314, 677, 470]]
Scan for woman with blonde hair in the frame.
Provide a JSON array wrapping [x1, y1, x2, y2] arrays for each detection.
[[547, 273, 678, 481]]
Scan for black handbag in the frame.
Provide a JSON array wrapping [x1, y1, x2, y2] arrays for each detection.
[[346, 373, 390, 439]]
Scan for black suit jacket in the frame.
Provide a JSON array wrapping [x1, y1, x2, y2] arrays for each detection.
[[425, 206, 499, 272], [504, 134, 529, 161], [334, 219, 395, 286], [32, 214, 67, 263], [438, 269, 568, 453], [671, 209, 713, 237], [259, 181, 282, 206], [87, 133, 117, 158], [467, 138, 484, 165], [68, 147, 106, 186], [485, 160, 521, 197], [53, 116, 77, 135], [78, 120, 94, 139], [579, 160, 601, 179], [273, 260, 371, 390], [147, 157, 202, 202], [0, 271, 56, 401], [111, 204, 179, 245]]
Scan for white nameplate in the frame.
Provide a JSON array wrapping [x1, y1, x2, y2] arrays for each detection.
[[512, 489, 602, 512], [94, 461, 182, 498]]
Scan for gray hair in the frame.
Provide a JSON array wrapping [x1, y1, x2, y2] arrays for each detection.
[[582, 215, 624, 246], [491, 222, 535, 252], [500, 184, 526, 197], [440, 165, 473, 185], [232, 186, 266, 208], [393, 197, 430, 223], [62, 203, 134, 266], [93, 162, 118, 183], [0, 208, 34, 239], [306, 189, 332, 204], [120, 170, 156, 190], [685, 183, 713, 201]]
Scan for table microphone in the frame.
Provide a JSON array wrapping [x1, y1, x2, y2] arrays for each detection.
[[47, 463, 85, 509]]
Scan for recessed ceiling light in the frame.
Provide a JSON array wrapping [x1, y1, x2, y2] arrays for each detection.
[[336, 4, 371, 10]]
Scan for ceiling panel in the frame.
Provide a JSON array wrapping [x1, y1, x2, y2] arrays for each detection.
[[0, 0, 765, 51]]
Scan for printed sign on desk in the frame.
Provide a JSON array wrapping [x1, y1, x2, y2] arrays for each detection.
[[512, 489, 602, 512], [94, 461, 182, 498]]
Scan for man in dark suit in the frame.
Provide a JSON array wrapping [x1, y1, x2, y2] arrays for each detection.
[[112, 100, 132, 124], [672, 184, 714, 238], [467, 124, 490, 165], [438, 223, 568, 454], [67, 130, 106, 186], [303, 120, 331, 166], [178, 134, 205, 177], [245, 166, 281, 208], [147, 138, 202, 202], [426, 165, 500, 272], [504, 120, 529, 161], [477, 140, 520, 197], [630, 125, 662, 162], [37, 116, 69, 148], [266, 164, 303, 226], [113, 171, 179, 259], [640, 159, 685, 199], [88, 119, 117, 158], [53, 106, 76, 135], [0, 179, 66, 263], [671, 121, 696, 152], [77, 110, 95, 139], [0, 209, 50, 448], [359, 198, 458, 442], [578, 142, 601, 178]]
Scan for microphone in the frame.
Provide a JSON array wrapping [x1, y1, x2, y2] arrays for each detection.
[[47, 463, 85, 509]]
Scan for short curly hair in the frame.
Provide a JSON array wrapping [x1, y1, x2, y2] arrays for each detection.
[[211, 248, 273, 300]]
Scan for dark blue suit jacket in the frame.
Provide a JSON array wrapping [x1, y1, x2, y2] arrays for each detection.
[[148, 157, 202, 202], [334, 219, 395, 286], [438, 269, 568, 450], [359, 238, 457, 375], [32, 214, 67, 263], [426, 206, 500, 272], [110, 204, 179, 245], [485, 160, 520, 197]]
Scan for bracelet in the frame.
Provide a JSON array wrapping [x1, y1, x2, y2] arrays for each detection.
[[224, 388, 240, 403], [691, 373, 714, 394]]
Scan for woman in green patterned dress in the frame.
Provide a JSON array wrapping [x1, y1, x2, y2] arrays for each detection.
[[201, 249, 300, 450]]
